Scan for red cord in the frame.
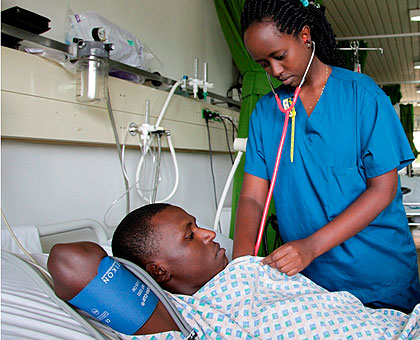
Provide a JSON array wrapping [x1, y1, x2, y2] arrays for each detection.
[[253, 88, 300, 256]]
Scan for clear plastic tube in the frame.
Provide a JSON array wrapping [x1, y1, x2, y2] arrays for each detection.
[[155, 80, 184, 128], [135, 133, 179, 203]]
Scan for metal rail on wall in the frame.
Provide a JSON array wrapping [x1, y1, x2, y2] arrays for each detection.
[[1, 23, 241, 107]]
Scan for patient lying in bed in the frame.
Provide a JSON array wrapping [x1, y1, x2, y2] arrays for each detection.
[[48, 204, 420, 339]]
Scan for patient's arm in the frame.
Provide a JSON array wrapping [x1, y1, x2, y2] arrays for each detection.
[[47, 242, 179, 335]]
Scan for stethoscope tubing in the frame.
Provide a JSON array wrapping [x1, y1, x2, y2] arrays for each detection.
[[254, 41, 316, 256]]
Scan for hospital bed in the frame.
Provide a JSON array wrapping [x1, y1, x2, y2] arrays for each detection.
[[4, 220, 420, 340], [1, 217, 234, 340], [1, 215, 420, 340], [3, 138, 420, 340], [1, 139, 243, 340]]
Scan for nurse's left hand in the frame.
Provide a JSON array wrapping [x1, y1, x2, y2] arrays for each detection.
[[261, 238, 316, 276]]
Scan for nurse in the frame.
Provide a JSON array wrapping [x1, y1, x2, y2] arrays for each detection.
[[234, 0, 420, 313]]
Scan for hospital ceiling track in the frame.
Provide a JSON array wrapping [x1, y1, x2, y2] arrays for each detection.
[[1, 23, 241, 107]]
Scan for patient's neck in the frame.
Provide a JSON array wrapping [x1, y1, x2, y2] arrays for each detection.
[[163, 280, 202, 295], [136, 301, 179, 335]]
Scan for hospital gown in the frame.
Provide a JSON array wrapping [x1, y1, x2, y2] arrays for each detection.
[[127, 256, 420, 340]]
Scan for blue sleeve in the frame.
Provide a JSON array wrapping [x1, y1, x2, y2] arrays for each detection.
[[360, 93, 414, 178], [244, 100, 269, 180]]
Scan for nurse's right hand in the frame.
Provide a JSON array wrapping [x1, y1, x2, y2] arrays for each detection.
[[261, 238, 316, 276]]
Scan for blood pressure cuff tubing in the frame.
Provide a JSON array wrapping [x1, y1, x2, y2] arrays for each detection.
[[68, 256, 158, 334]]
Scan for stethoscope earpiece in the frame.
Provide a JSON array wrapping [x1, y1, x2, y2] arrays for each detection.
[[265, 41, 316, 114]]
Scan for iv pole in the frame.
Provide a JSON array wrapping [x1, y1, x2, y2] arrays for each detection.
[[338, 40, 383, 73]]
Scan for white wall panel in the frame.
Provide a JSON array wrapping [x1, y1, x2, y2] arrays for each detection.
[[1, 49, 238, 237], [2, 47, 239, 151]]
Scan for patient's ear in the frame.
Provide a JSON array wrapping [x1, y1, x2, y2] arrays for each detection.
[[146, 262, 171, 284]]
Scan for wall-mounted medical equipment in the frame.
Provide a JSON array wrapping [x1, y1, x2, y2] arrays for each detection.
[[74, 31, 114, 103], [125, 99, 179, 204], [1, 22, 240, 107], [66, 10, 150, 84], [189, 58, 214, 100]]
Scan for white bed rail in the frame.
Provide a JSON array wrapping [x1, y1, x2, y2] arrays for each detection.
[[37, 219, 109, 243]]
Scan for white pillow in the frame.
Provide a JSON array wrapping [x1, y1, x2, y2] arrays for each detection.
[[1, 225, 43, 254]]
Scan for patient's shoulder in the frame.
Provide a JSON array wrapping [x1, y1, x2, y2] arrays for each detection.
[[48, 242, 106, 300]]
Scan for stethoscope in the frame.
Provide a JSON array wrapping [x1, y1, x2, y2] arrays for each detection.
[[266, 41, 316, 114], [254, 41, 316, 256]]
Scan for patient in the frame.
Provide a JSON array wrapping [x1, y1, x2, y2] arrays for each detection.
[[49, 204, 420, 339], [48, 203, 228, 336], [111, 203, 229, 295]]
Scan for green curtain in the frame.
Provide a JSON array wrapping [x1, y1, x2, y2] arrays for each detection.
[[381, 84, 402, 105], [214, 0, 281, 254], [400, 104, 419, 158]]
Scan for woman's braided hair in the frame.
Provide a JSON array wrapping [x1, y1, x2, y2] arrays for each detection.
[[241, 0, 343, 67]]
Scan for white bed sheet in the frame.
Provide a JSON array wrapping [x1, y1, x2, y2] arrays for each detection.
[[1, 253, 98, 340]]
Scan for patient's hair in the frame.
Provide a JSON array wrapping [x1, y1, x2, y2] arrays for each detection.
[[112, 203, 170, 267]]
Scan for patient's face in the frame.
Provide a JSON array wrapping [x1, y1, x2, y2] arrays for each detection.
[[152, 206, 228, 294]]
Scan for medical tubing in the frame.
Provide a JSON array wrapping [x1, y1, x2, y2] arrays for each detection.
[[121, 128, 133, 184], [298, 41, 316, 89], [135, 135, 156, 202], [104, 181, 144, 228], [135, 79, 183, 203], [254, 43, 316, 254], [268, 41, 315, 115], [151, 133, 162, 203], [1, 209, 39, 265], [253, 95, 292, 256], [155, 80, 184, 129], [112, 257, 196, 339], [213, 151, 244, 232], [107, 90, 130, 214], [105, 131, 144, 228], [135, 132, 179, 203], [162, 132, 179, 202], [1, 209, 53, 285]]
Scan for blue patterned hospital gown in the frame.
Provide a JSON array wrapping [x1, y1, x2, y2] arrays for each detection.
[[126, 256, 420, 340]]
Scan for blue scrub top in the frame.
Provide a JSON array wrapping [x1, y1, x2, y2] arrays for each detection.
[[245, 66, 418, 303]]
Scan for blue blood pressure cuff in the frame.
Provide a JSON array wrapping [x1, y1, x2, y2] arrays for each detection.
[[68, 256, 158, 334]]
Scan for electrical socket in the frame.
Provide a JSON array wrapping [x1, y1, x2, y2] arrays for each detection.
[[202, 108, 222, 122]]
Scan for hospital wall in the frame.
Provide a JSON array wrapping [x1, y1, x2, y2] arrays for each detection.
[[1, 1, 238, 238], [1, 0, 235, 98]]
